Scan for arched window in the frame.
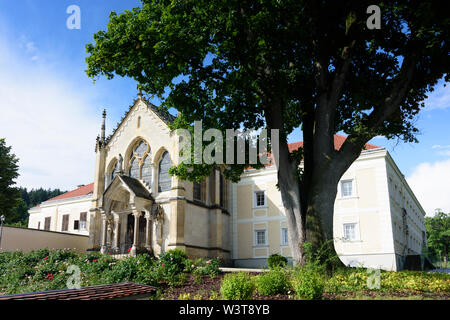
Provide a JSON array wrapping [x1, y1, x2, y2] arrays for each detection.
[[129, 157, 139, 179], [158, 151, 171, 192], [127, 139, 151, 183], [141, 155, 152, 187]]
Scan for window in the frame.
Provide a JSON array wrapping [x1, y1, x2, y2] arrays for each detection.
[[128, 140, 151, 181], [44, 217, 51, 231], [255, 230, 267, 245], [341, 180, 353, 197], [193, 181, 202, 201], [62, 214, 69, 232], [255, 191, 265, 207], [129, 157, 139, 179], [343, 223, 357, 241], [37, 221, 41, 230], [158, 151, 172, 192], [74, 220, 79, 230], [141, 156, 152, 187], [219, 173, 225, 207], [281, 227, 289, 245], [80, 212, 87, 230]]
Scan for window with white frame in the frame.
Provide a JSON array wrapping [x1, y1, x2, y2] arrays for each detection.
[[255, 191, 265, 207], [255, 229, 267, 245], [80, 212, 87, 231], [341, 180, 353, 197], [281, 227, 289, 245], [343, 223, 357, 241]]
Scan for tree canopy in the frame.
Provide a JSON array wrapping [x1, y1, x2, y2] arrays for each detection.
[[425, 211, 450, 265], [0, 138, 20, 223], [86, 0, 449, 263]]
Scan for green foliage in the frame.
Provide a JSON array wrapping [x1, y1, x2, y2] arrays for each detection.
[[425, 211, 450, 264], [192, 258, 220, 278], [255, 268, 291, 295], [220, 272, 255, 300], [158, 249, 189, 274], [267, 254, 288, 269], [0, 138, 20, 222], [291, 268, 325, 300]]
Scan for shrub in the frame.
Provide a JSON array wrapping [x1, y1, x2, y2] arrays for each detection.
[[220, 272, 255, 300], [255, 268, 291, 295], [193, 258, 220, 278], [267, 254, 288, 269], [291, 268, 324, 300], [158, 249, 189, 274]]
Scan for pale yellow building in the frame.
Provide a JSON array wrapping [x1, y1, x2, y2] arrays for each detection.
[[28, 95, 427, 271]]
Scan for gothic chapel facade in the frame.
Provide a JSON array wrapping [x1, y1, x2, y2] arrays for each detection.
[[89, 94, 232, 261]]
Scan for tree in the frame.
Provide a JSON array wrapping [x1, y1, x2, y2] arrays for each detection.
[[85, 0, 449, 264], [0, 138, 20, 223], [425, 211, 450, 266]]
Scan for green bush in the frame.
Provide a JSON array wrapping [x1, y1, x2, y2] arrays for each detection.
[[158, 249, 189, 274], [193, 258, 220, 278], [267, 254, 288, 269], [220, 272, 255, 300], [255, 268, 291, 295], [291, 268, 324, 300]]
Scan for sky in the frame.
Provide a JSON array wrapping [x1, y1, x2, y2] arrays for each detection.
[[0, 1, 449, 216]]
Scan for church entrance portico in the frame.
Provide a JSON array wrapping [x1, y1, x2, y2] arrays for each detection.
[[100, 175, 164, 256]]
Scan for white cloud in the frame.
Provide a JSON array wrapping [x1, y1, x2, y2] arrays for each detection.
[[423, 82, 450, 111], [0, 34, 99, 191], [407, 159, 450, 216]]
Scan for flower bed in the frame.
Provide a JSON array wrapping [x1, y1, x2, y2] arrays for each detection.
[[0, 249, 449, 300]]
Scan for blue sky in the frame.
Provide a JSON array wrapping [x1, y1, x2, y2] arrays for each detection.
[[0, 1, 449, 215]]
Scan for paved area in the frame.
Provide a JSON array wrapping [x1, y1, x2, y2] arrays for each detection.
[[219, 267, 267, 273]]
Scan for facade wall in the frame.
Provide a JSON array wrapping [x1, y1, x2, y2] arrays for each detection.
[[385, 154, 427, 270], [0, 226, 89, 253], [28, 196, 92, 236], [231, 148, 423, 271]]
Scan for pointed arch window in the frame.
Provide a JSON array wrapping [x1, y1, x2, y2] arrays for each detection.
[[142, 155, 152, 187], [158, 151, 171, 192], [129, 157, 140, 179], [127, 139, 152, 184]]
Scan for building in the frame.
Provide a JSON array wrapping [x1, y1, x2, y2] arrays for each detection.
[[28, 95, 427, 271]]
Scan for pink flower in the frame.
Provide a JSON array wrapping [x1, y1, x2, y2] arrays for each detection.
[[161, 264, 165, 267], [206, 260, 211, 264], [93, 259, 98, 262]]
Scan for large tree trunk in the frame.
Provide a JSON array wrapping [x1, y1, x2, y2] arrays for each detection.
[[276, 141, 306, 265]]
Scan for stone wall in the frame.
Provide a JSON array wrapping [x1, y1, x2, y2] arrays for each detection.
[[0, 226, 89, 253]]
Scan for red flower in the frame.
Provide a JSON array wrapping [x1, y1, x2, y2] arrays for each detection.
[[44, 256, 49, 260], [161, 264, 165, 267], [93, 259, 98, 262], [46, 274, 54, 280], [127, 248, 131, 253]]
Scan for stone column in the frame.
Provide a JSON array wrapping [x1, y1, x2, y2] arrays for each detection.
[[113, 215, 120, 253], [130, 209, 141, 256], [100, 212, 108, 254], [145, 211, 153, 254]]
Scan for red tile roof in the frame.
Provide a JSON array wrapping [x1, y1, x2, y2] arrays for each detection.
[[288, 134, 380, 153], [45, 182, 94, 202], [0, 282, 156, 300]]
